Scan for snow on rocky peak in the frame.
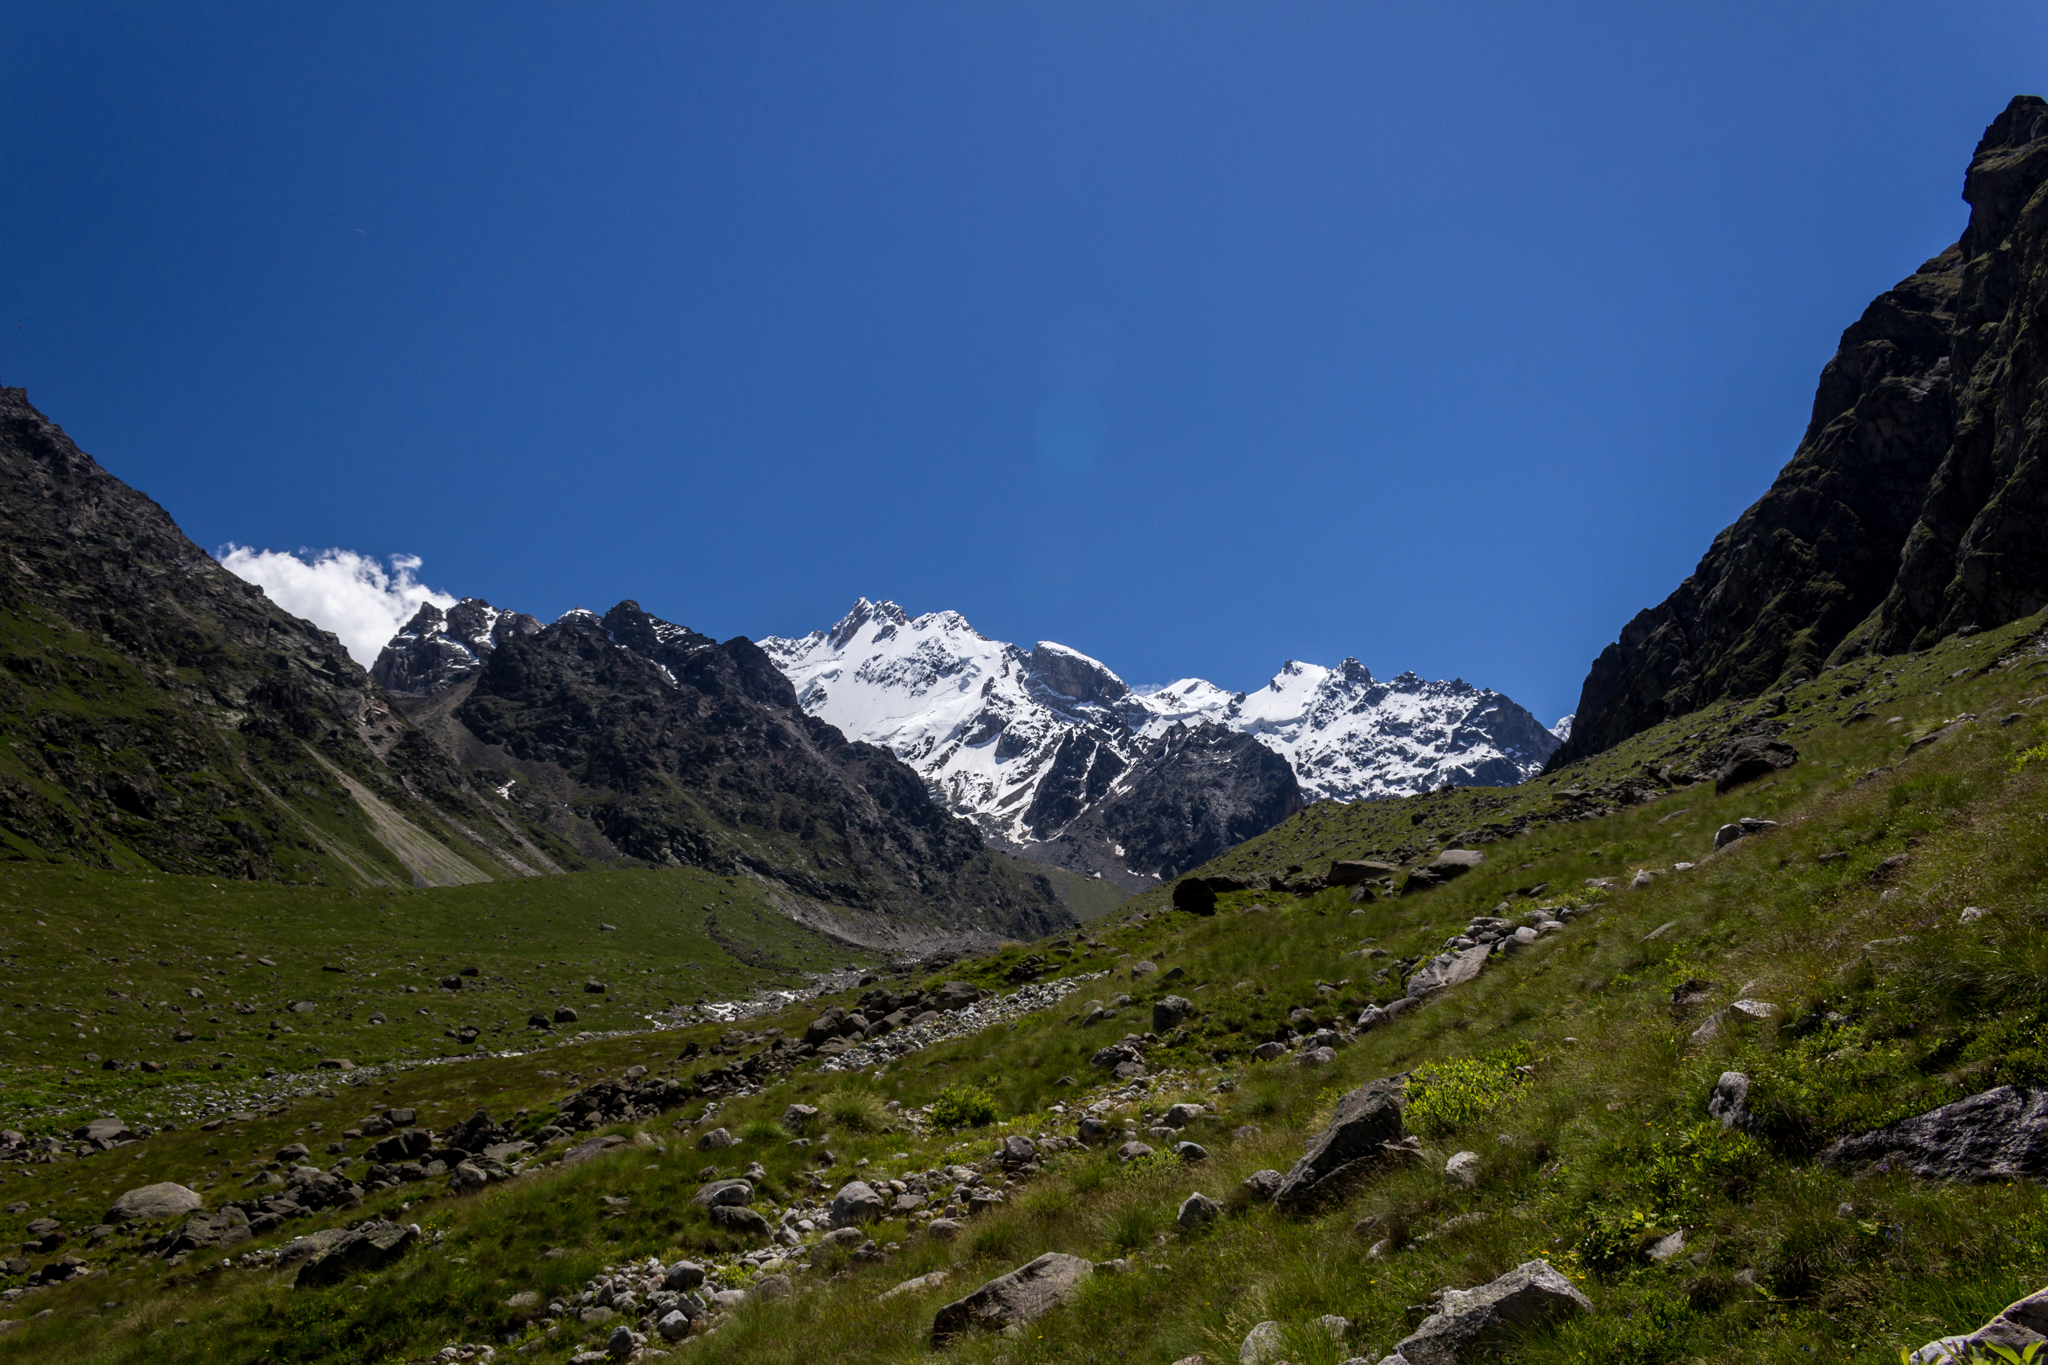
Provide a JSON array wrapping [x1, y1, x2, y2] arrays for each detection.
[[1551, 713, 1575, 742], [763, 600, 1563, 868], [371, 597, 540, 696], [1127, 657, 1562, 801]]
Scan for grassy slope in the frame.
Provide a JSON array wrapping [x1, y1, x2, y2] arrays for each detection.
[[2, 617, 2046, 1361]]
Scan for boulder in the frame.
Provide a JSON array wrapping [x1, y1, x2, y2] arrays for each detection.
[[74, 1117, 134, 1144], [690, 1179, 753, 1208], [1241, 1169, 1285, 1201], [1172, 879, 1219, 916], [1714, 737, 1796, 793], [831, 1179, 888, 1226], [564, 1134, 633, 1166], [1329, 859, 1399, 886], [1272, 1079, 1407, 1212], [1389, 1260, 1592, 1365], [1907, 1283, 2048, 1363], [1176, 1192, 1220, 1231], [1153, 996, 1194, 1031], [1690, 999, 1779, 1042], [1117, 1141, 1154, 1163], [106, 1182, 203, 1225], [783, 1103, 820, 1132], [708, 1204, 771, 1237], [294, 1220, 418, 1287], [1707, 1071, 1753, 1130], [663, 1260, 706, 1290], [1821, 1085, 2048, 1181], [1406, 945, 1491, 1000], [1444, 1151, 1481, 1187], [934, 982, 983, 1012], [929, 1252, 1093, 1345], [694, 1127, 735, 1151], [1164, 1103, 1207, 1128]]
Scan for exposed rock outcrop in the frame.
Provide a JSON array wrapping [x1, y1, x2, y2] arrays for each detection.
[[1553, 97, 2048, 766]]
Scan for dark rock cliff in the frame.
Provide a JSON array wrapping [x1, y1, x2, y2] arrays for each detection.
[[0, 387, 540, 882], [1554, 96, 2048, 766], [1008, 721, 1305, 890], [446, 601, 1071, 939]]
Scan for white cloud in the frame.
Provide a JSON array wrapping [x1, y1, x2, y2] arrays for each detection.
[[217, 545, 457, 667]]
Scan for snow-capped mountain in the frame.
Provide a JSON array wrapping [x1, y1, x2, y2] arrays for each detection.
[[761, 599, 1563, 885], [370, 597, 541, 695], [1131, 659, 1564, 799]]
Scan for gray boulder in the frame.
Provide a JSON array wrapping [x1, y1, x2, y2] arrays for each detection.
[[690, 1178, 752, 1208], [1153, 995, 1194, 1031], [1714, 737, 1796, 793], [1707, 1071, 1753, 1130], [1390, 1260, 1592, 1365], [294, 1220, 418, 1287], [564, 1134, 633, 1166], [106, 1182, 203, 1225], [1273, 1079, 1406, 1212], [1176, 1192, 1220, 1231], [1241, 1169, 1285, 1201], [929, 1251, 1093, 1345], [1907, 1283, 2048, 1363], [934, 982, 983, 1012], [782, 1103, 820, 1132], [663, 1260, 706, 1290], [831, 1179, 887, 1226], [695, 1126, 735, 1151], [708, 1204, 771, 1237], [1821, 1085, 2048, 1181], [1406, 946, 1490, 1000]]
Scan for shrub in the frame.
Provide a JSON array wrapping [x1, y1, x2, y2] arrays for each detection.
[[1403, 1045, 1530, 1137], [737, 1117, 784, 1143], [821, 1089, 895, 1133], [929, 1083, 1000, 1129]]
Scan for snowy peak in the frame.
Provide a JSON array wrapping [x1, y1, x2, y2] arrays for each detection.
[[371, 597, 540, 696], [763, 599, 1560, 882]]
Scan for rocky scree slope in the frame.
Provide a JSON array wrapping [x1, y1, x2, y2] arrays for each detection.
[[375, 597, 1071, 944], [1555, 94, 2048, 767], [0, 387, 558, 887], [762, 600, 1559, 888]]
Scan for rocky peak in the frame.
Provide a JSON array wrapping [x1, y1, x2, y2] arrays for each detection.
[[371, 597, 539, 697], [1553, 94, 2048, 767], [1024, 641, 1129, 715]]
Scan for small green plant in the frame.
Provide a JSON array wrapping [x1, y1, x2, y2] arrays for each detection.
[[1404, 1045, 1530, 1137], [2013, 741, 2048, 775], [929, 1083, 1000, 1129], [820, 1088, 895, 1133], [1901, 1344, 2045, 1364], [1116, 1149, 1181, 1183], [737, 1116, 784, 1142]]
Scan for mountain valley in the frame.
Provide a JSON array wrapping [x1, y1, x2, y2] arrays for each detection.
[[2, 91, 2048, 1365]]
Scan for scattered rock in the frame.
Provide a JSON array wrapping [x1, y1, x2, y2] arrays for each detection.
[[1172, 880, 1219, 916], [106, 1182, 203, 1225], [929, 1252, 1093, 1345], [1176, 1192, 1220, 1231], [564, 1134, 633, 1167], [880, 1270, 950, 1301], [1117, 1142, 1154, 1163], [831, 1180, 887, 1226], [1241, 1169, 1284, 1201], [1153, 996, 1194, 1031], [1708, 1072, 1753, 1130], [1273, 1078, 1406, 1213], [1444, 1151, 1481, 1187], [708, 1205, 771, 1237], [1407, 945, 1491, 999], [294, 1220, 418, 1287], [1821, 1085, 2048, 1181], [1714, 737, 1796, 792], [1388, 1260, 1592, 1365], [689, 1179, 752, 1209], [1690, 999, 1778, 1042], [1907, 1282, 2048, 1363], [695, 1127, 735, 1151]]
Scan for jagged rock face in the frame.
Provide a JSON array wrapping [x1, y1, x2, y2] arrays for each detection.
[[371, 599, 539, 695], [454, 600, 1070, 938], [1556, 96, 2048, 766], [0, 386, 519, 881], [763, 600, 1554, 886], [1023, 722, 1304, 885]]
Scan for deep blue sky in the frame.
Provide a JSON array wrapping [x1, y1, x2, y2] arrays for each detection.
[[4, 3, 2043, 721]]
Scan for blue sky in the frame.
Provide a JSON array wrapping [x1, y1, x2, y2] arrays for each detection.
[[3, 3, 2043, 722]]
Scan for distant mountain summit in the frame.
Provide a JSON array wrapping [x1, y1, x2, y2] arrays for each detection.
[[1554, 95, 2048, 766], [762, 599, 1559, 885]]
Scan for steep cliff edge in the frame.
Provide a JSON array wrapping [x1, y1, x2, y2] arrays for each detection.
[[1554, 95, 2048, 766]]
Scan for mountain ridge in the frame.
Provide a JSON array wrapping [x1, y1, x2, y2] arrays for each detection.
[[761, 598, 1560, 885], [1553, 94, 2048, 767]]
